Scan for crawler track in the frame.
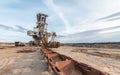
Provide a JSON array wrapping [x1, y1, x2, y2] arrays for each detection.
[[41, 47, 110, 75]]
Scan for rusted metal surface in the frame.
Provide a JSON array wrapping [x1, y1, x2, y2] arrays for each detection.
[[40, 47, 110, 75]]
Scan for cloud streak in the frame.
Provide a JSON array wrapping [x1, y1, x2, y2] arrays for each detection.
[[57, 26, 120, 43], [15, 25, 27, 33], [106, 17, 120, 21], [43, 0, 71, 32], [96, 11, 120, 21], [0, 24, 27, 33]]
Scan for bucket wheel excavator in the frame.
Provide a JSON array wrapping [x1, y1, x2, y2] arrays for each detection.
[[27, 13, 60, 48]]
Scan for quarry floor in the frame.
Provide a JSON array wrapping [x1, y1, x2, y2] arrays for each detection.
[[52, 46, 120, 75], [0, 46, 52, 75], [0, 45, 120, 75]]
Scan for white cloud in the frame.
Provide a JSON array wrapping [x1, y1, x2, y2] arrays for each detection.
[[43, 0, 71, 32], [0, 30, 32, 42], [52, 0, 120, 35], [43, 0, 120, 43], [0, 0, 120, 42], [99, 28, 120, 34]]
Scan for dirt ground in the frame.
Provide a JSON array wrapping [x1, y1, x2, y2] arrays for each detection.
[[52, 46, 120, 75], [0, 44, 120, 75], [0, 46, 52, 75]]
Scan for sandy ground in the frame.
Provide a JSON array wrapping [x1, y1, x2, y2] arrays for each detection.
[[0, 46, 52, 75], [0, 45, 120, 75], [52, 46, 120, 75]]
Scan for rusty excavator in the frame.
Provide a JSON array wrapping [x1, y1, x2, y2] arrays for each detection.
[[27, 13, 60, 48]]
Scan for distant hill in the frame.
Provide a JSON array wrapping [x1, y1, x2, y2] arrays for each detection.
[[63, 42, 120, 49]]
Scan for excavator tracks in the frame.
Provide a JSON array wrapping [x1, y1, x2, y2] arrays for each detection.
[[40, 47, 110, 75]]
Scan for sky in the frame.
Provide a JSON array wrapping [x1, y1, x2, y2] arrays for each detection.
[[0, 0, 120, 43]]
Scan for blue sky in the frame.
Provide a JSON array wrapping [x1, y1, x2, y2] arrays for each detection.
[[0, 0, 120, 43]]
